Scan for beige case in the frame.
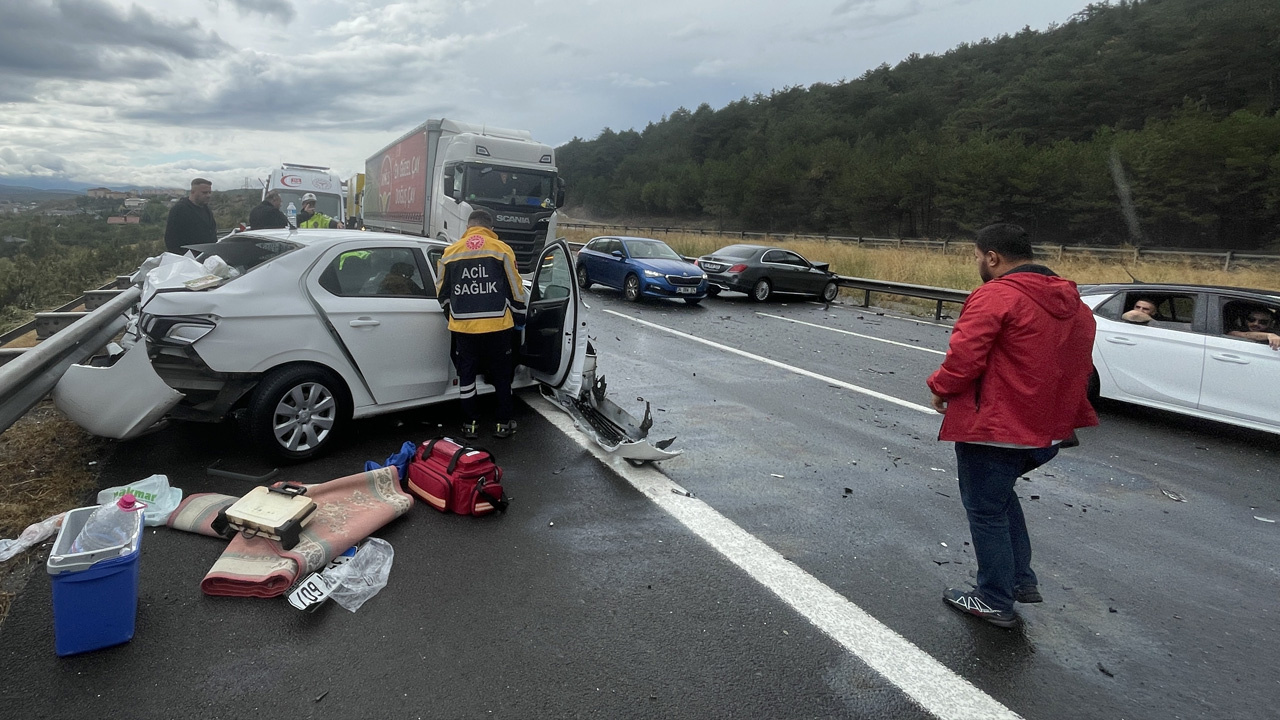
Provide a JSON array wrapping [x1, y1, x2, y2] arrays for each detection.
[[223, 485, 317, 541]]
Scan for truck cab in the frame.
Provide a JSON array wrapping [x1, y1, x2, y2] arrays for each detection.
[[436, 129, 564, 271], [264, 163, 346, 224]]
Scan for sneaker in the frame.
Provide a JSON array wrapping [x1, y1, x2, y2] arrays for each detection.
[[943, 587, 1018, 628], [1015, 586, 1043, 604], [492, 421, 517, 439], [460, 420, 479, 440]]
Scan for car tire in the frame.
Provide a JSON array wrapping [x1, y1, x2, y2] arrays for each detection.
[[706, 286, 721, 297], [576, 264, 592, 289], [820, 281, 839, 302], [624, 274, 642, 302], [1087, 368, 1101, 407], [751, 278, 772, 302], [247, 365, 348, 462], [684, 297, 702, 306]]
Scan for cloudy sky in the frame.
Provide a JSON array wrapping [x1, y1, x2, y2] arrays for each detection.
[[0, 0, 1092, 190]]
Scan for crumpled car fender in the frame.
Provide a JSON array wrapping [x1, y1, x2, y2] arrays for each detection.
[[53, 341, 184, 440]]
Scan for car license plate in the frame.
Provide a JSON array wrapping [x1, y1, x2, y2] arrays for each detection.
[[677, 286, 696, 294], [702, 263, 723, 272]]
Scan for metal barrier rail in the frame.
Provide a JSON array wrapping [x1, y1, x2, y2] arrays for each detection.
[[0, 287, 140, 435], [559, 222, 1279, 271]]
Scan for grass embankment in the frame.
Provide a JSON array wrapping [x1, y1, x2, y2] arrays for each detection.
[[0, 404, 103, 624], [561, 228, 1280, 308]]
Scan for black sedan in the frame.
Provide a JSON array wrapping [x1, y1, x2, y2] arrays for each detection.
[[695, 244, 840, 302]]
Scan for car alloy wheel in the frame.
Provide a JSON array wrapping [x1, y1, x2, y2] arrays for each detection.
[[821, 281, 839, 302], [751, 278, 772, 302], [624, 274, 642, 302], [576, 264, 592, 289], [248, 365, 346, 461]]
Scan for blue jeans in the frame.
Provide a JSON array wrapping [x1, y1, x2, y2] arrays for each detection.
[[954, 442, 1059, 612]]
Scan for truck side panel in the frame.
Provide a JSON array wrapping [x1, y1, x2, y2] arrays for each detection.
[[364, 131, 429, 235]]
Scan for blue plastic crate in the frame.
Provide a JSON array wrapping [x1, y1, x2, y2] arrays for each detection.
[[47, 505, 143, 656]]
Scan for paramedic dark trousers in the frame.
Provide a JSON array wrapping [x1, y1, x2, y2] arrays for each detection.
[[452, 329, 515, 424]]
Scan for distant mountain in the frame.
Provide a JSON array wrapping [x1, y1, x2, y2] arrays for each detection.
[[0, 183, 85, 202], [0, 178, 93, 193]]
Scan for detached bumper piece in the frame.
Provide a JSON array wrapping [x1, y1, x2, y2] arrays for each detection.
[[542, 351, 681, 465]]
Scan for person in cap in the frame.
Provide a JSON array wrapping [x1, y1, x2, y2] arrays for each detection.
[[297, 192, 344, 229], [249, 190, 289, 229]]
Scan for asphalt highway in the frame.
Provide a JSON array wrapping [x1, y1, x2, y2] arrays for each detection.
[[2, 285, 1277, 719]]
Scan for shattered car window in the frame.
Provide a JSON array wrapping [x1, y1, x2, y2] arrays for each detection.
[[196, 236, 302, 275]]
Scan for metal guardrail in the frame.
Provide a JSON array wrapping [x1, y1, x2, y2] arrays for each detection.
[[560, 222, 1279, 271], [835, 277, 968, 321], [0, 287, 140, 435]]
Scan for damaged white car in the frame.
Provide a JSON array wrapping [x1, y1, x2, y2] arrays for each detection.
[[53, 229, 678, 463]]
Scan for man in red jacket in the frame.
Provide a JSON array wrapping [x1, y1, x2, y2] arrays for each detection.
[[927, 223, 1098, 627]]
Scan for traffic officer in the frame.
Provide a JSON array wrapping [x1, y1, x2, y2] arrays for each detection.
[[297, 193, 344, 229]]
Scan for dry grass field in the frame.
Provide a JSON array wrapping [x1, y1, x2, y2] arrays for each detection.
[[562, 227, 1280, 311]]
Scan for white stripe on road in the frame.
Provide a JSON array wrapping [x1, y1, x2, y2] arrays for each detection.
[[602, 308, 935, 414], [756, 312, 947, 355], [530, 396, 1022, 720]]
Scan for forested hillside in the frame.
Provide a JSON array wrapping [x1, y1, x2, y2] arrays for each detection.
[[558, 0, 1280, 248]]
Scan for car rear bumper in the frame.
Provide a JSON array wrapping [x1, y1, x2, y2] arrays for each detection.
[[53, 341, 185, 440]]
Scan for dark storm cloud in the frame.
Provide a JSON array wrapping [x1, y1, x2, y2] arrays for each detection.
[[222, 0, 296, 24], [0, 0, 230, 99], [118, 49, 451, 133]]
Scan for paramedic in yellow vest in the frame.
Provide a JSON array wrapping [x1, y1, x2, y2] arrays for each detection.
[[297, 193, 344, 229], [436, 208, 528, 439]]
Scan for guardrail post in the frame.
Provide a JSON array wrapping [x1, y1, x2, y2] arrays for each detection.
[[1133, 247, 1141, 263], [935, 300, 944, 322], [862, 289, 871, 308], [1058, 245, 1065, 261], [1224, 250, 1234, 272]]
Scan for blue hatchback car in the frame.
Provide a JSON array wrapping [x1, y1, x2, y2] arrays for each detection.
[[575, 236, 708, 305]]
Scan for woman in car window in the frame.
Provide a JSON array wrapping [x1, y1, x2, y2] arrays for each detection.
[[1227, 306, 1280, 350]]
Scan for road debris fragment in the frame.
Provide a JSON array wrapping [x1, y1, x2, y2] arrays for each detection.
[[1097, 663, 1114, 678], [1255, 516, 1276, 523], [1159, 487, 1187, 502]]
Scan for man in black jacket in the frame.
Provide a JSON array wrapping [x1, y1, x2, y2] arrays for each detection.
[[164, 178, 217, 254], [248, 190, 289, 229]]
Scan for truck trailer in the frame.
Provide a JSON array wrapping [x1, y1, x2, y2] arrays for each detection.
[[362, 119, 564, 273]]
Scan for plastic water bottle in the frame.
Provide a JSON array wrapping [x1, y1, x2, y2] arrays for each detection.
[[286, 202, 298, 228], [70, 494, 145, 553]]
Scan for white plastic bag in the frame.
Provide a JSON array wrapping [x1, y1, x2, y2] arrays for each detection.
[[97, 474, 183, 527], [327, 537, 394, 612], [0, 513, 64, 562], [141, 253, 208, 305]]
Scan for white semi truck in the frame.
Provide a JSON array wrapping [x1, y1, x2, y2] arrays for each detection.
[[362, 119, 564, 273]]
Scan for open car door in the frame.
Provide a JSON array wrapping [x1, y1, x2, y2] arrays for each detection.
[[527, 240, 682, 465], [521, 239, 581, 390]]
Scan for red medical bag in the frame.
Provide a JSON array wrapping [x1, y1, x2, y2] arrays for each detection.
[[406, 437, 507, 516]]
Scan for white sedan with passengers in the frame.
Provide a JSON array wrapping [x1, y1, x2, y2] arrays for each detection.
[[1081, 281, 1280, 434], [54, 229, 674, 462]]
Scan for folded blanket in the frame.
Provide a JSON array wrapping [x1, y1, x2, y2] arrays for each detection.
[[167, 466, 413, 598]]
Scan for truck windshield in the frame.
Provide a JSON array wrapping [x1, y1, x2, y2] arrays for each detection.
[[463, 166, 556, 208], [276, 191, 342, 219]]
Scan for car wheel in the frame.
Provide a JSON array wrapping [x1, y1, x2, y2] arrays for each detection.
[[751, 278, 772, 302], [1087, 368, 1101, 407], [706, 286, 721, 297], [624, 274, 642, 302], [683, 297, 702, 306], [248, 365, 348, 461], [820, 281, 839, 302], [576, 264, 592, 289]]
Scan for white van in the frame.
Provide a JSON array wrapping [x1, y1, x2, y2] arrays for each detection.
[[264, 163, 346, 223]]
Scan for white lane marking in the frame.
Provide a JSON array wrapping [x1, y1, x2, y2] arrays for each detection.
[[602, 309, 935, 414], [756, 312, 947, 355], [531, 397, 1023, 720]]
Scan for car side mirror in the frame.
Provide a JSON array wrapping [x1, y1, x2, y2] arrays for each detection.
[[611, 250, 624, 259]]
